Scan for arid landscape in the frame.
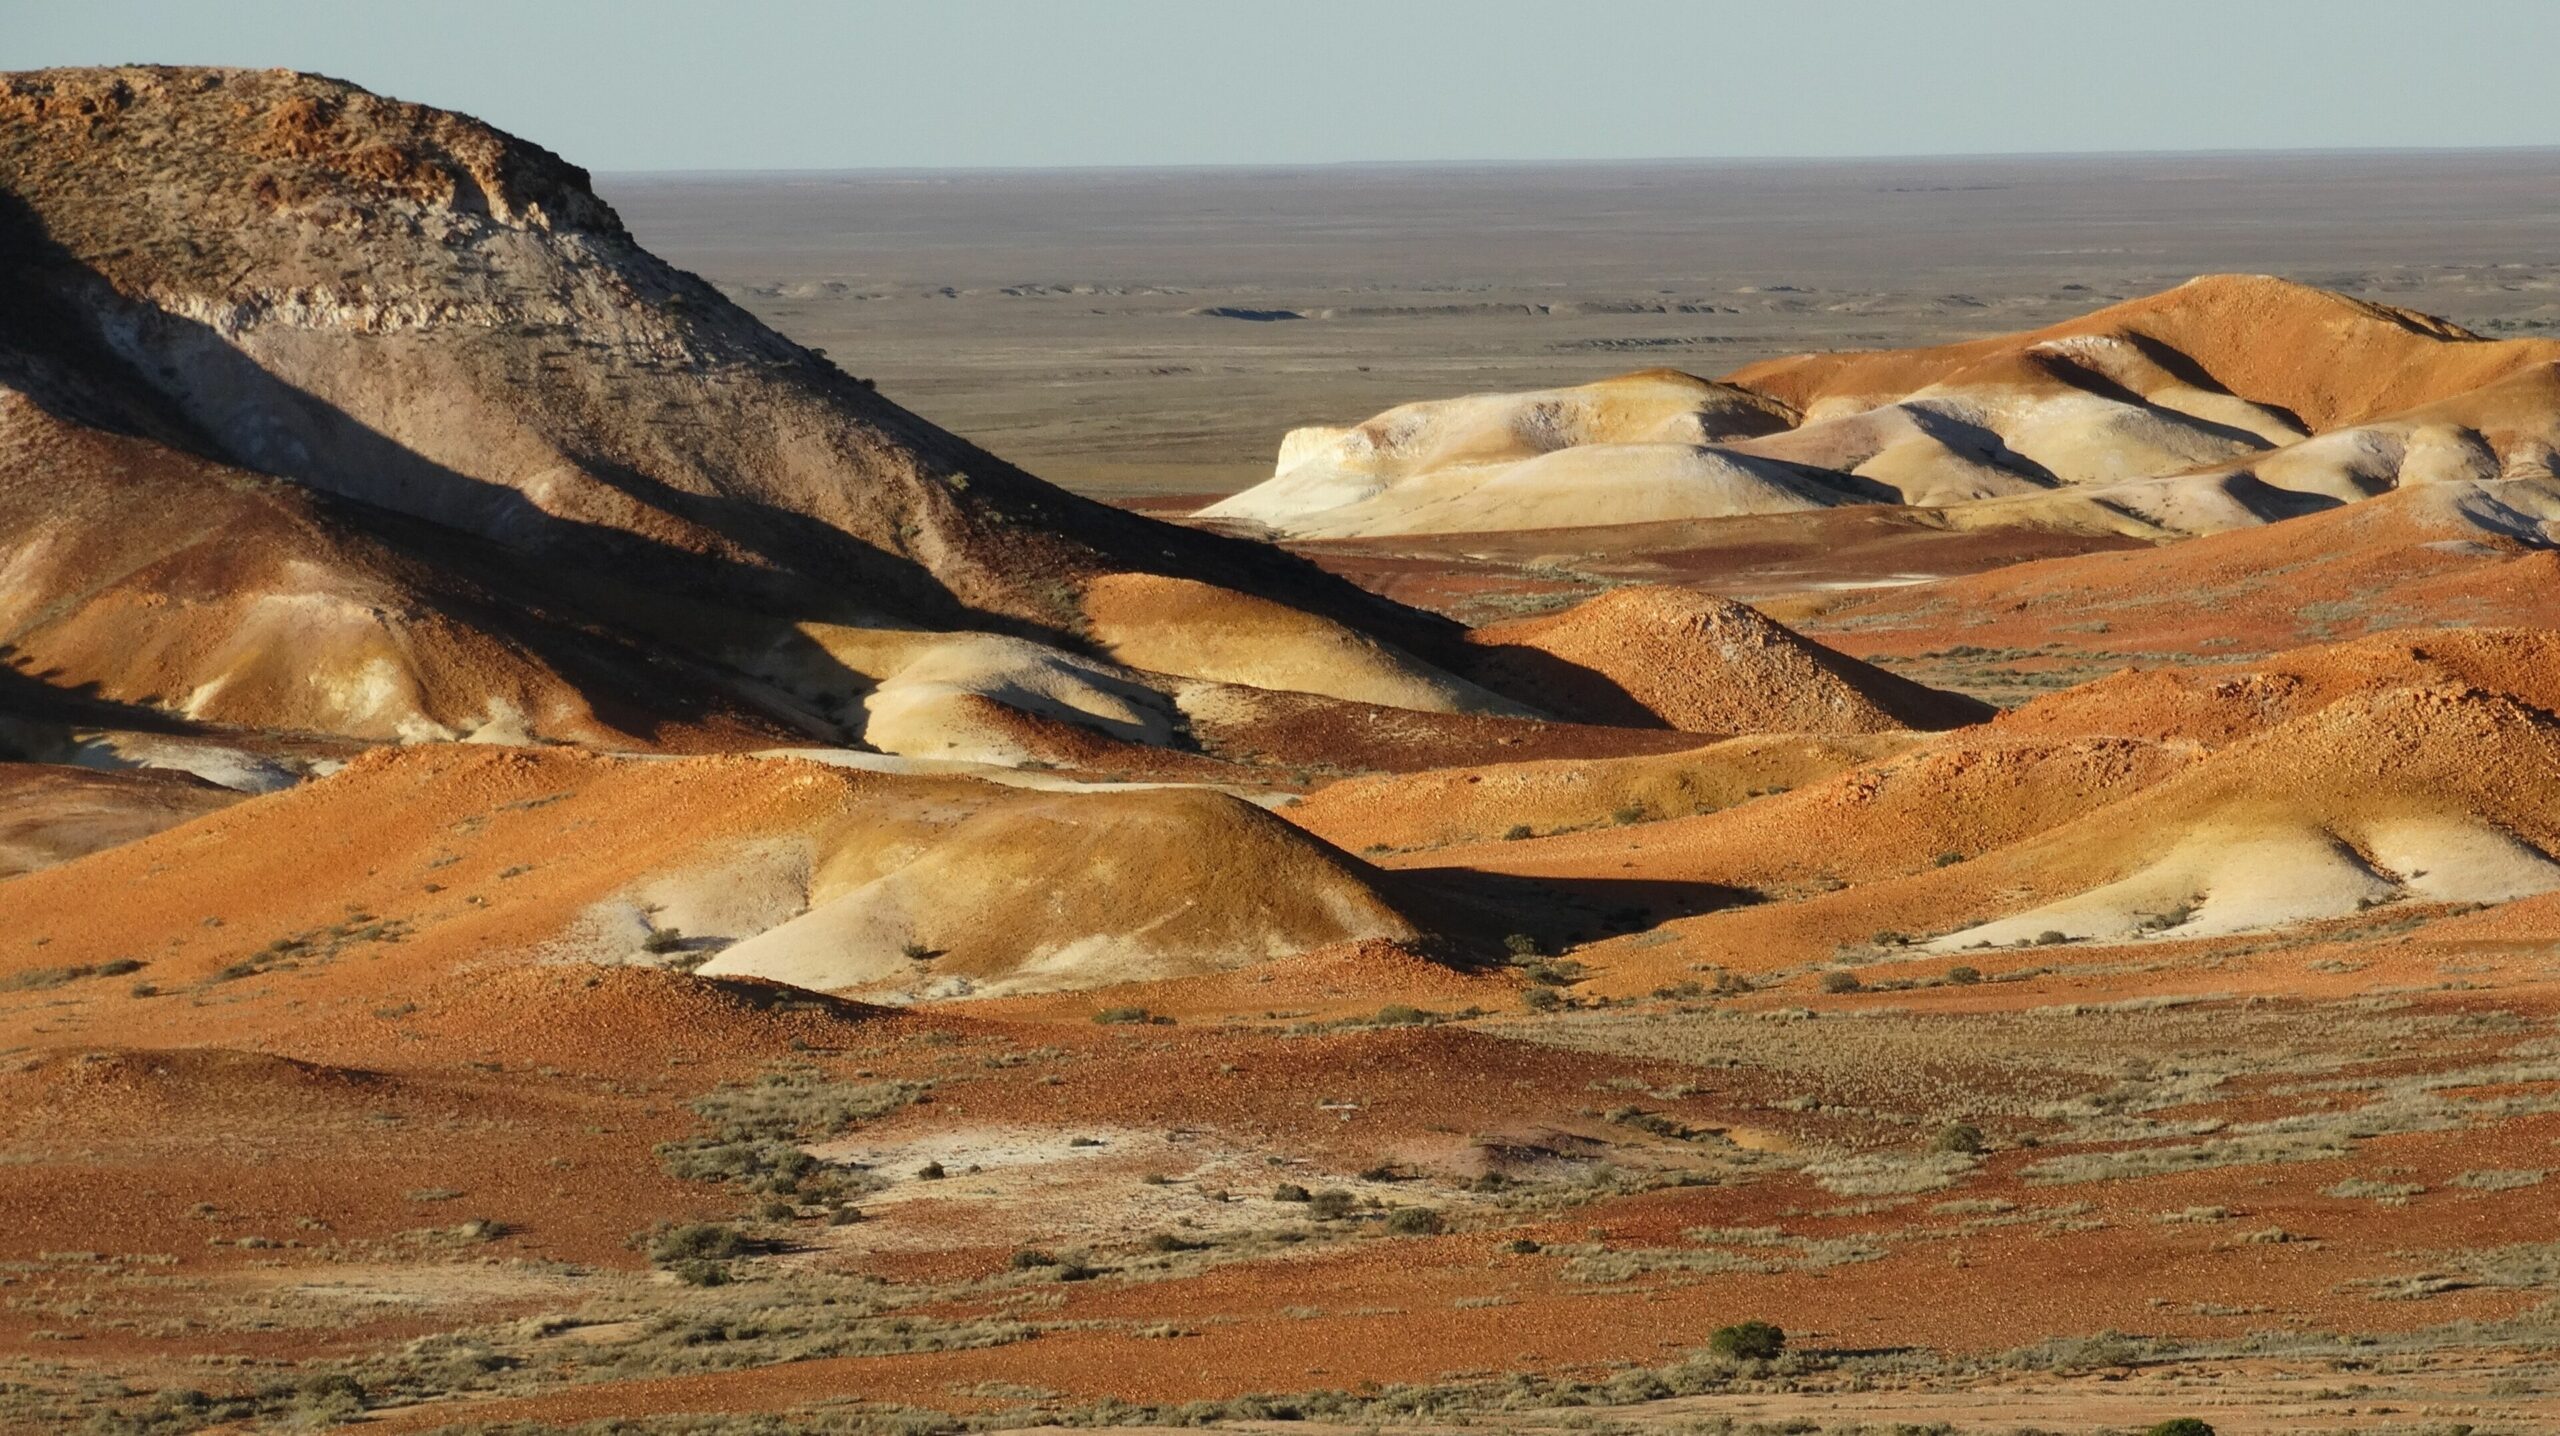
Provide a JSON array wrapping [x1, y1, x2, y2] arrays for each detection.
[[7, 62, 2560, 1436]]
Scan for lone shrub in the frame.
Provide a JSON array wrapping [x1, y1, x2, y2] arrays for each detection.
[[1272, 1182, 1312, 1202], [2145, 1421, 2215, 1436], [650, 1223, 746, 1265], [1092, 1006, 1152, 1025], [1384, 1207, 1444, 1236], [1946, 965, 1982, 985], [1708, 1319, 1786, 1361], [1308, 1189, 1357, 1220], [1819, 971, 1862, 994], [1931, 1122, 1988, 1155]]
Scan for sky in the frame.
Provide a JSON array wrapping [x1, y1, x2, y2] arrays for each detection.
[[9, 0, 2559, 173]]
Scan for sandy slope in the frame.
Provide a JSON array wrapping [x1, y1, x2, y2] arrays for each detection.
[[1465, 586, 1992, 734]]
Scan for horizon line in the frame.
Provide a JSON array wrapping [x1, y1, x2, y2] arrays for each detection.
[[595, 143, 2560, 182]]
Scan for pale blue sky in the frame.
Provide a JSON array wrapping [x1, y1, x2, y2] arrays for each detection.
[[9, 0, 2557, 172]]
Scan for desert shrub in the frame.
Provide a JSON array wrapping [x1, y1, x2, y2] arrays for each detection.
[[1502, 825, 1535, 841], [1934, 851, 1964, 867], [1611, 802, 1650, 825], [2145, 1421, 2215, 1436], [1506, 1237, 1543, 1254], [2035, 930, 2070, 946], [1371, 1004, 1432, 1027], [1009, 1248, 1058, 1269], [1819, 971, 1862, 994], [1707, 1320, 1785, 1360], [916, 1161, 947, 1181], [1521, 985, 1564, 1013], [1384, 1207, 1444, 1236], [1092, 1006, 1152, 1025], [1930, 1122, 1987, 1155], [2325, 1178, 2424, 1202], [293, 1373, 367, 1420], [1272, 1182, 1312, 1202], [1946, 965, 1982, 985], [641, 927, 688, 954], [2454, 1168, 2546, 1191], [1503, 932, 1542, 958], [1308, 1189, 1357, 1220], [1145, 1232, 1204, 1252], [650, 1223, 747, 1264]]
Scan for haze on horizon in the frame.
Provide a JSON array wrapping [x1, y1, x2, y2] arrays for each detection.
[[9, 0, 2560, 173]]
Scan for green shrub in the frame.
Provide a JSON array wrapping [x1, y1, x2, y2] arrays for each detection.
[[650, 1222, 747, 1264], [1708, 1319, 1785, 1360], [1384, 1208, 1444, 1236], [1946, 965, 1982, 985]]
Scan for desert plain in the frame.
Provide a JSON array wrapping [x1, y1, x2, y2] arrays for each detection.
[[4, 66, 2560, 1436]]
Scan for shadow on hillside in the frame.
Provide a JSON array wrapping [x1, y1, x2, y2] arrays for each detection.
[[0, 188, 1062, 747], [1389, 864, 1764, 962]]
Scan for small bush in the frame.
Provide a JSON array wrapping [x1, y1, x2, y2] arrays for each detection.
[[1503, 932, 1542, 958], [640, 927, 688, 954], [1502, 825, 1535, 841], [916, 1161, 947, 1180], [1934, 851, 1964, 867], [1521, 985, 1564, 1013], [1308, 1189, 1357, 1220], [650, 1223, 747, 1264], [1371, 1004, 1432, 1027], [2145, 1421, 2215, 1436], [1946, 965, 1982, 985], [1931, 1122, 1987, 1155], [1384, 1207, 1444, 1236], [1506, 1237, 1543, 1254], [1272, 1182, 1312, 1203], [2035, 930, 2070, 946], [1092, 1006, 1152, 1025], [1819, 971, 1862, 994], [1708, 1319, 1785, 1360], [1009, 1248, 1058, 1270]]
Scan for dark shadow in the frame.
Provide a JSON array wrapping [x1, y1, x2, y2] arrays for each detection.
[[1387, 865, 1766, 961], [2116, 330, 2312, 436], [1459, 642, 1668, 729], [1898, 404, 2065, 489]]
